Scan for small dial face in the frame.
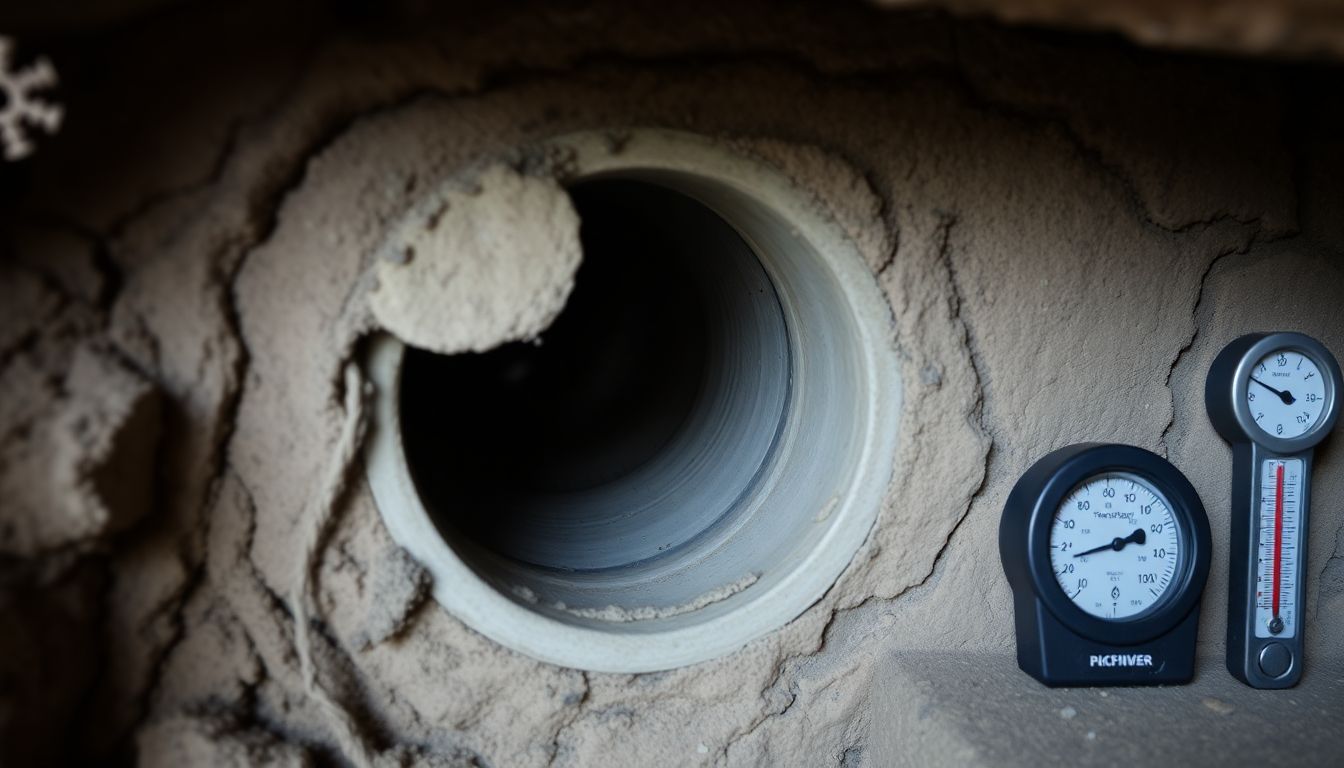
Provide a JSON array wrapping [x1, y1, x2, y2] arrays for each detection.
[[1247, 349, 1327, 439], [1050, 472, 1180, 620]]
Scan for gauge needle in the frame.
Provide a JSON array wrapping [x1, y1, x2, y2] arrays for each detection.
[[1251, 377, 1296, 405], [1073, 528, 1146, 558]]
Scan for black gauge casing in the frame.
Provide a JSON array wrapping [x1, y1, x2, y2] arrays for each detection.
[[1000, 443, 1212, 687]]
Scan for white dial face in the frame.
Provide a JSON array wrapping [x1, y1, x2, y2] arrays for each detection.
[[1050, 472, 1180, 620], [1247, 349, 1327, 439]]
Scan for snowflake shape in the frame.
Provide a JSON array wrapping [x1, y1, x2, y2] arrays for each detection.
[[0, 36, 63, 162]]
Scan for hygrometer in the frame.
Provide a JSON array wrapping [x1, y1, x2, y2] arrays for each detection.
[[1206, 331, 1342, 688], [1001, 443, 1212, 686]]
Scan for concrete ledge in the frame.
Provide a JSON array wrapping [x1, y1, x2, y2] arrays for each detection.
[[871, 652, 1344, 766]]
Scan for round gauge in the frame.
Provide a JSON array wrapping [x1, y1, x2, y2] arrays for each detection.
[[1246, 348, 1328, 439], [1209, 332, 1342, 454], [1049, 472, 1180, 620], [1000, 443, 1211, 686]]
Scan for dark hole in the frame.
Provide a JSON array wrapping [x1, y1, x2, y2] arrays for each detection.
[[401, 179, 757, 566]]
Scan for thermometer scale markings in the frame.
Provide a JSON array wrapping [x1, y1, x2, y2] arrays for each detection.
[[1256, 458, 1301, 639]]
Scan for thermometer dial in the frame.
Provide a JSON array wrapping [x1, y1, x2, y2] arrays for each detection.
[[1049, 473, 1181, 620], [1206, 331, 1342, 689], [1246, 350, 1327, 439]]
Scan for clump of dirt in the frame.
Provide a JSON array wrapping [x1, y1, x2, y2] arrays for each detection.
[[370, 164, 583, 355], [1, 339, 162, 555]]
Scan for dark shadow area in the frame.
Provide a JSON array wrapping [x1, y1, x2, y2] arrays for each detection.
[[401, 180, 750, 565]]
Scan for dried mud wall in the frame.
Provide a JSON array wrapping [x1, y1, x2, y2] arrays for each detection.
[[2, 2, 1343, 766]]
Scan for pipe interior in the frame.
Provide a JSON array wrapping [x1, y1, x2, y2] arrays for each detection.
[[399, 171, 872, 624], [402, 179, 791, 572]]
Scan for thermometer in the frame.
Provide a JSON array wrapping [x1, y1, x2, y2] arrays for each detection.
[[1206, 332, 1342, 688]]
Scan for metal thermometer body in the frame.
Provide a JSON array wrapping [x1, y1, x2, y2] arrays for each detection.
[[1206, 332, 1342, 689]]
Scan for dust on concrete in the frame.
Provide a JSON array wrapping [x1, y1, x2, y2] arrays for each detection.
[[555, 573, 762, 623], [1, 2, 1343, 766]]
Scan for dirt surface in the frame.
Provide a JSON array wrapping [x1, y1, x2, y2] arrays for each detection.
[[2, 1, 1343, 765], [370, 165, 582, 355]]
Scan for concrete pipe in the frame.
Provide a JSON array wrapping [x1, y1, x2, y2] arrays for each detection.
[[367, 130, 901, 672]]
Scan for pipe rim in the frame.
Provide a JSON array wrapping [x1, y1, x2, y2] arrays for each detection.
[[366, 129, 901, 672]]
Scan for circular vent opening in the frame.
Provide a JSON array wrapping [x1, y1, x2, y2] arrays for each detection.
[[401, 179, 790, 573], [367, 130, 900, 672]]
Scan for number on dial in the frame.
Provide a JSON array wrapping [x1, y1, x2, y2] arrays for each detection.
[[1050, 472, 1180, 620], [1248, 349, 1327, 439]]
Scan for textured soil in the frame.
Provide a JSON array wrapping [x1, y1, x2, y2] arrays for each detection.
[[2, 2, 1343, 765]]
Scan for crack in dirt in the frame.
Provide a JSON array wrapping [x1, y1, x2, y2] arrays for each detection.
[[712, 212, 1001, 758], [544, 671, 590, 768], [875, 210, 999, 610], [1156, 223, 1261, 458], [722, 211, 992, 761], [111, 78, 451, 760], [943, 28, 1291, 240]]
